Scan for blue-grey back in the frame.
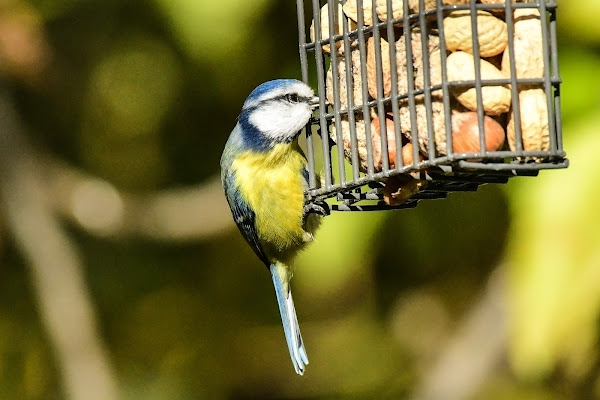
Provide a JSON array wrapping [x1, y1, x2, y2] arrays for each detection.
[[220, 123, 244, 182]]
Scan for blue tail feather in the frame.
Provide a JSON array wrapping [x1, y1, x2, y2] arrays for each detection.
[[270, 263, 308, 375]]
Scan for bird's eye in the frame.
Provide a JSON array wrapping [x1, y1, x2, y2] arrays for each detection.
[[286, 93, 300, 103]]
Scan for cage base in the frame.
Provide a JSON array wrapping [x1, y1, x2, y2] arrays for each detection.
[[325, 158, 568, 212]]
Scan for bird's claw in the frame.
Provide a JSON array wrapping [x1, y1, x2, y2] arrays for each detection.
[[303, 201, 330, 217]]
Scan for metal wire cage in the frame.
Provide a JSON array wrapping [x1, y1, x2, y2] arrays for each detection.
[[297, 0, 567, 211]]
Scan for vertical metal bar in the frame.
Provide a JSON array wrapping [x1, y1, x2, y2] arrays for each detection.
[[436, 0, 453, 157], [297, 0, 309, 83], [538, 0, 558, 156], [505, 0, 524, 157], [469, 0, 487, 158], [341, 14, 361, 184], [386, 0, 403, 170], [372, 0, 390, 173], [296, 0, 317, 190], [356, 0, 375, 178], [403, 0, 420, 166], [547, 1, 563, 153], [327, 0, 346, 186], [419, 0, 435, 161], [312, 0, 333, 190]]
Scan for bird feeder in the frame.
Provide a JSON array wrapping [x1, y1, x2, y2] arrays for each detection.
[[297, 0, 567, 211]]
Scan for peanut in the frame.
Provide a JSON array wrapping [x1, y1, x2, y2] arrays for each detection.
[[366, 31, 440, 99], [330, 113, 419, 173], [371, 115, 399, 170], [366, 31, 447, 156], [443, 10, 507, 57], [398, 98, 448, 156], [480, 0, 525, 3], [375, 0, 406, 22], [330, 114, 398, 173], [413, 37, 443, 92], [330, 117, 368, 172], [501, 8, 544, 79], [343, 0, 376, 26], [507, 88, 550, 153], [326, 47, 365, 111], [396, 33, 447, 155], [366, 35, 407, 99], [502, 8, 549, 157], [407, 0, 437, 13], [310, 1, 357, 54], [446, 51, 511, 115], [376, 0, 467, 21]]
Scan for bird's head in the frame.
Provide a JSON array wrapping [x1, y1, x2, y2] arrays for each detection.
[[239, 79, 319, 147]]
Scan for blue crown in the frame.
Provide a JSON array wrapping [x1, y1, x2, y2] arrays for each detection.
[[244, 79, 301, 106]]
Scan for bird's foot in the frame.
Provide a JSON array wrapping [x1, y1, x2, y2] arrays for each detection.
[[303, 201, 330, 217], [302, 201, 330, 233]]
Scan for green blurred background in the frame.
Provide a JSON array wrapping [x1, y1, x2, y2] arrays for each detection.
[[0, 0, 598, 399]]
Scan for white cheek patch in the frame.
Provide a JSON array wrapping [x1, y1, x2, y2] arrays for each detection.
[[250, 102, 312, 142]]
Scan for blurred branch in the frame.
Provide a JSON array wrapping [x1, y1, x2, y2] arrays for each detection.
[[411, 268, 507, 400], [0, 94, 119, 400], [42, 157, 233, 241]]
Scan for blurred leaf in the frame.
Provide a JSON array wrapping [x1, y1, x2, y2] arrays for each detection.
[[80, 35, 182, 188], [506, 112, 600, 380], [295, 211, 386, 299], [558, 47, 600, 124], [476, 375, 566, 400], [559, 0, 600, 45], [152, 0, 271, 65], [35, 0, 93, 21]]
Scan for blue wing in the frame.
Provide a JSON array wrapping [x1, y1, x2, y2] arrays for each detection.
[[223, 171, 270, 266], [301, 164, 310, 188]]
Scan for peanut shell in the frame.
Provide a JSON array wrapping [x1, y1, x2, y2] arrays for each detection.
[[507, 87, 550, 154], [408, 0, 437, 13], [394, 32, 446, 155], [480, 0, 525, 3], [326, 47, 365, 111], [443, 10, 508, 57], [366, 35, 408, 99], [501, 8, 544, 79], [366, 31, 440, 99], [311, 1, 357, 54], [343, 0, 377, 26], [375, 0, 467, 21], [397, 98, 448, 156], [446, 51, 511, 115], [371, 115, 399, 170], [375, 0, 406, 22], [413, 34, 442, 92], [330, 114, 397, 173]]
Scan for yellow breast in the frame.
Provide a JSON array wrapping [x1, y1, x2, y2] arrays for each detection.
[[232, 143, 308, 254]]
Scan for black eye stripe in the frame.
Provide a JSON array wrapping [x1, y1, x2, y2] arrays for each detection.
[[268, 94, 311, 104]]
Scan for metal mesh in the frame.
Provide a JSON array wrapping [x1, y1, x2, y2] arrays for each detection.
[[297, 0, 567, 211]]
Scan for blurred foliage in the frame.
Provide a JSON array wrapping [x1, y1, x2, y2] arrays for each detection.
[[0, 0, 598, 399], [506, 111, 600, 382]]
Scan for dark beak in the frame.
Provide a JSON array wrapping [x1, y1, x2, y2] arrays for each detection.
[[309, 96, 320, 110]]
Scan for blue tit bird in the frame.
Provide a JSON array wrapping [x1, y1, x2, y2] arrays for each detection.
[[220, 79, 328, 375]]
